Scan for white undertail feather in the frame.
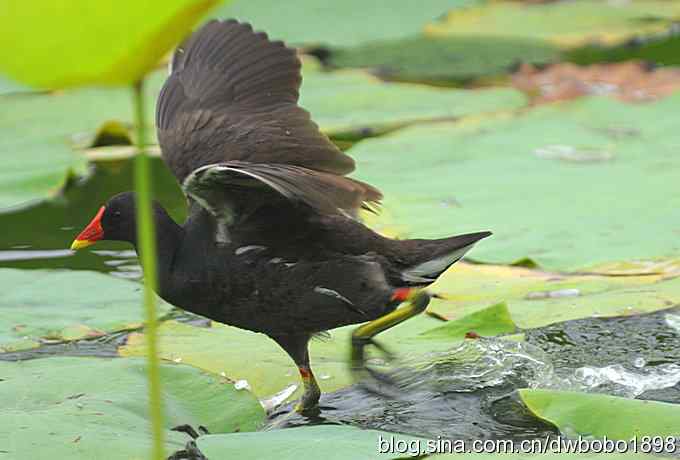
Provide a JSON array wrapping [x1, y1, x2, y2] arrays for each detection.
[[401, 243, 476, 284]]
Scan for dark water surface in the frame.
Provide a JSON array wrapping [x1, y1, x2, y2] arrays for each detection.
[[266, 308, 680, 440], [0, 158, 184, 275]]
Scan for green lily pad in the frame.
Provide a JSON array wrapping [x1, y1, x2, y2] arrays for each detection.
[[0, 0, 218, 88], [0, 357, 264, 459], [426, 1, 680, 49], [351, 93, 680, 271], [426, 263, 680, 329], [330, 35, 561, 84], [120, 303, 462, 399], [420, 302, 517, 339], [569, 33, 680, 67], [0, 269, 172, 351], [0, 79, 155, 209], [197, 425, 424, 460], [214, 0, 474, 47], [120, 320, 358, 399], [300, 66, 526, 137], [520, 389, 680, 439]]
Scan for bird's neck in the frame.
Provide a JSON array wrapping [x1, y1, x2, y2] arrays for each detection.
[[132, 207, 185, 281]]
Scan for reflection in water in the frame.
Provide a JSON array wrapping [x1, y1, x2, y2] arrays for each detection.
[[0, 249, 73, 261], [0, 157, 184, 275]]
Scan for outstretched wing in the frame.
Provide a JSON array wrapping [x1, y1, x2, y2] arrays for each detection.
[[183, 161, 381, 219], [156, 20, 379, 217]]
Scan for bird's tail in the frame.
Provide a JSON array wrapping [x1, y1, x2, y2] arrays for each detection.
[[396, 231, 492, 285]]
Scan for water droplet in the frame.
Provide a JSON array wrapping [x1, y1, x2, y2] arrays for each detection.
[[665, 313, 680, 333]]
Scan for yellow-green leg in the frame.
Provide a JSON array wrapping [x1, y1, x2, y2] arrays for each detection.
[[351, 288, 431, 386]]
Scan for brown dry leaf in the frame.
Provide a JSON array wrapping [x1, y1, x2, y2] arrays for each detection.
[[512, 61, 680, 105]]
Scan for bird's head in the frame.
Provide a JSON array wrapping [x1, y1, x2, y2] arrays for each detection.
[[70, 192, 138, 250]]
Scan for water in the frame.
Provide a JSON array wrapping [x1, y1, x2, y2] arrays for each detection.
[[0, 158, 184, 275], [267, 308, 680, 438], [266, 339, 557, 439]]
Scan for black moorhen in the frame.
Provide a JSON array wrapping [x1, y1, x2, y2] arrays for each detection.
[[71, 20, 491, 412]]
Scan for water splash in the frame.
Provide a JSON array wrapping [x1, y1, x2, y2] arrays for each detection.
[[665, 313, 680, 334], [552, 363, 680, 398], [394, 339, 554, 393], [391, 336, 680, 400]]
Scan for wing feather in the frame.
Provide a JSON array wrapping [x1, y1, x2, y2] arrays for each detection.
[[156, 20, 356, 181], [183, 162, 381, 218], [157, 19, 381, 222]]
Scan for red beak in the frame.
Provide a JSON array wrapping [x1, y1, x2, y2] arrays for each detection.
[[71, 206, 105, 250]]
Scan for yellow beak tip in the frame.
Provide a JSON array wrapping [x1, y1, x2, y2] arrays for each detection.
[[70, 239, 94, 251]]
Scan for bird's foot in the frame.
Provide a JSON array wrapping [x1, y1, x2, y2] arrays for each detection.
[[350, 335, 400, 396], [264, 388, 323, 431], [294, 365, 321, 414], [349, 289, 431, 397]]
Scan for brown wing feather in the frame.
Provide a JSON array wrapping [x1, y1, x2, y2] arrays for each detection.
[[156, 20, 360, 192], [183, 161, 382, 218]]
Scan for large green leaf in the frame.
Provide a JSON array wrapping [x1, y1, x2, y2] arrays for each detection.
[[0, 0, 218, 88], [519, 389, 680, 439], [0, 269, 172, 351], [351, 93, 680, 271], [0, 357, 264, 460], [426, 1, 680, 48], [420, 302, 517, 339], [197, 425, 424, 460], [214, 0, 474, 47]]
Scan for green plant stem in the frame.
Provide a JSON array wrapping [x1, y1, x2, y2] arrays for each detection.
[[132, 79, 164, 460]]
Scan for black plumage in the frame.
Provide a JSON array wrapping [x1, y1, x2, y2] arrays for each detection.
[[72, 19, 491, 412]]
